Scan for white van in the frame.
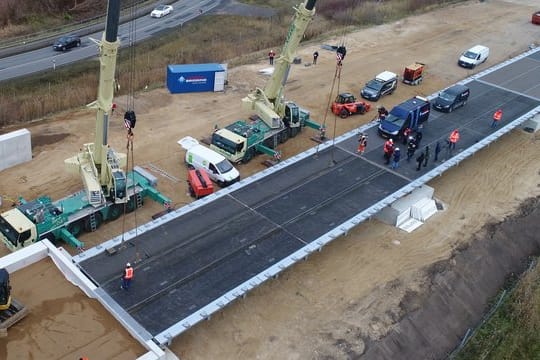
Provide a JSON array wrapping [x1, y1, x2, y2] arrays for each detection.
[[458, 45, 489, 68], [178, 136, 240, 187]]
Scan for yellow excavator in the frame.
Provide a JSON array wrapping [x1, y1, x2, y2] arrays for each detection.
[[0, 268, 28, 337]]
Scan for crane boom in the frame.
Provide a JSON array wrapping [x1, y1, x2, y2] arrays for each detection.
[[242, 0, 316, 129], [65, 0, 127, 206]]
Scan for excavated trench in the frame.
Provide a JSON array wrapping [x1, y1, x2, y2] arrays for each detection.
[[363, 195, 540, 359]]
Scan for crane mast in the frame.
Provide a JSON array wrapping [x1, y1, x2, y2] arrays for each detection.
[[242, 0, 316, 129], [65, 0, 127, 206]]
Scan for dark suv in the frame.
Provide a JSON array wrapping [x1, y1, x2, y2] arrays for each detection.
[[53, 35, 81, 51], [360, 71, 398, 101], [432, 84, 470, 112]]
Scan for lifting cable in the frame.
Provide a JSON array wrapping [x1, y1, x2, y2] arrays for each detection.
[[121, 0, 139, 246], [316, 0, 356, 163]]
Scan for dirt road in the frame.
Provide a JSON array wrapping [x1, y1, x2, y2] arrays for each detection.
[[0, 0, 539, 359]]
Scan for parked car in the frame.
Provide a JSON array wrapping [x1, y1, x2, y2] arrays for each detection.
[[52, 35, 81, 51], [360, 71, 398, 101], [432, 84, 470, 113], [150, 5, 173, 18], [458, 45, 489, 68]]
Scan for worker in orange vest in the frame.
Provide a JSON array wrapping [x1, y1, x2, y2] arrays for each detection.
[[448, 129, 460, 154], [121, 262, 134, 290], [383, 138, 394, 164], [491, 108, 503, 128], [357, 133, 367, 155]]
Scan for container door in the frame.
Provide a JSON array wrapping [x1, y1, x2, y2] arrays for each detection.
[[214, 71, 225, 92]]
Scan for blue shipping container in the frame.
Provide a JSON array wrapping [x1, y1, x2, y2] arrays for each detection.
[[167, 63, 226, 94]]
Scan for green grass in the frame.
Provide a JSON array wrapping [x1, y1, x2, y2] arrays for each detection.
[[455, 261, 540, 360]]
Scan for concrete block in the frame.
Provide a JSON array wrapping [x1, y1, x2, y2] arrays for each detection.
[[522, 113, 540, 133], [375, 185, 434, 226], [0, 129, 32, 172]]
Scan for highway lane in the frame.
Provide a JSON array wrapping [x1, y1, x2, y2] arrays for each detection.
[[0, 0, 221, 82]]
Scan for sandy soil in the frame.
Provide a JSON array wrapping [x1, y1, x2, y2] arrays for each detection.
[[0, 0, 539, 359]]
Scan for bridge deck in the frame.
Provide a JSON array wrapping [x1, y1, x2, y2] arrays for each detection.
[[75, 48, 540, 345]]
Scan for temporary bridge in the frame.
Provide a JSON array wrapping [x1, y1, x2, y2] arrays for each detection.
[[2, 48, 539, 359], [76, 47, 540, 347]]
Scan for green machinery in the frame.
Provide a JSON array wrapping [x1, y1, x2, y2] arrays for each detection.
[[210, 0, 324, 164], [0, 0, 170, 252]]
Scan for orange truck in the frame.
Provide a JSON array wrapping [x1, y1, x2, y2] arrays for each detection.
[[331, 93, 371, 118]]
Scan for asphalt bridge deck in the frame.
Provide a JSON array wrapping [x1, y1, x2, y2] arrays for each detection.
[[77, 49, 540, 344]]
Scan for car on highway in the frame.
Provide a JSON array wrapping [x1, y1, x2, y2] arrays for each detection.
[[150, 5, 173, 18], [52, 35, 81, 51]]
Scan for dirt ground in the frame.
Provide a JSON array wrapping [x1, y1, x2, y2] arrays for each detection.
[[0, 0, 539, 359]]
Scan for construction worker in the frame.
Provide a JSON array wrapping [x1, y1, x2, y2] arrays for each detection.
[[313, 51, 319, 65], [434, 141, 441, 162], [377, 106, 388, 121], [416, 151, 425, 171], [423, 145, 430, 167], [406, 137, 417, 162], [449, 129, 460, 153], [121, 262, 134, 290], [357, 134, 367, 155], [402, 127, 412, 144], [391, 147, 401, 169], [383, 138, 394, 165], [415, 125, 424, 146], [268, 50, 275, 65], [491, 108, 503, 128]]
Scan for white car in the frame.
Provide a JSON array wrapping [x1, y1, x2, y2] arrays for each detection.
[[150, 5, 173, 18]]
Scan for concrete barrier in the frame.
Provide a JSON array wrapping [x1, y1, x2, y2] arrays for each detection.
[[0, 129, 32, 172]]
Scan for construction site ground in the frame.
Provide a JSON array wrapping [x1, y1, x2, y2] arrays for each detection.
[[0, 0, 539, 359]]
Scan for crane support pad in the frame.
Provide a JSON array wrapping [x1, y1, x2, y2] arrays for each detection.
[[77, 49, 540, 344]]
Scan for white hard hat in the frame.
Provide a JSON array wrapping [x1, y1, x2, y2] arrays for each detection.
[[126, 262, 131, 267], [389, 139, 393, 143]]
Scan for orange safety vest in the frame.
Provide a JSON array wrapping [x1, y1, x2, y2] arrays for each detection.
[[449, 131, 460, 143], [124, 267, 134, 280], [384, 140, 393, 153], [493, 110, 502, 121]]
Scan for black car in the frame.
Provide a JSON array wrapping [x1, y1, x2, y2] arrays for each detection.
[[432, 84, 470, 112], [53, 35, 81, 51]]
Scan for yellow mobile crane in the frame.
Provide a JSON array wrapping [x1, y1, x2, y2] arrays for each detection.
[[0, 0, 170, 252], [209, 0, 324, 164], [64, 0, 127, 206]]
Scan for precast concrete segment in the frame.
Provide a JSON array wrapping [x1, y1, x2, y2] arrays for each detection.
[[0, 129, 32, 171], [77, 48, 540, 344]]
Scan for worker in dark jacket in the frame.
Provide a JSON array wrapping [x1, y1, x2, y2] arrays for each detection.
[[423, 145, 430, 167], [416, 151, 425, 171], [407, 138, 417, 162]]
